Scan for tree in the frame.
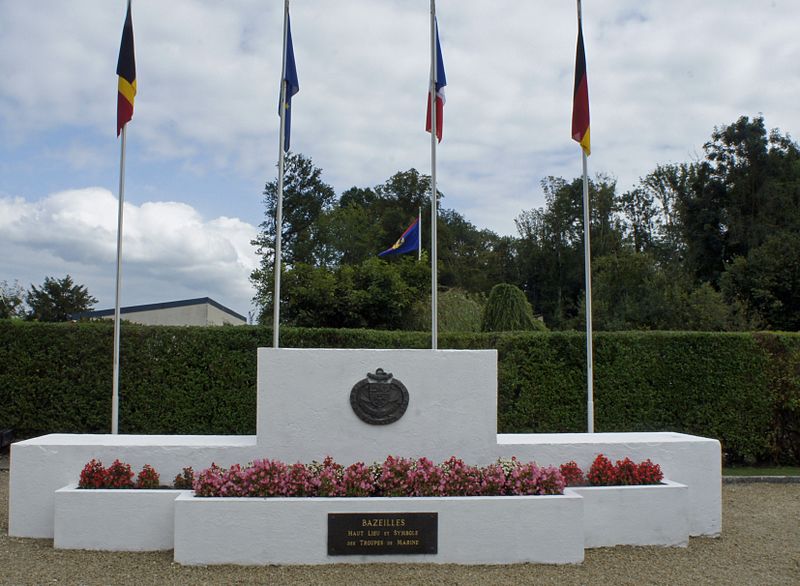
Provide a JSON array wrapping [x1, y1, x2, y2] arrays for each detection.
[[675, 116, 800, 286], [721, 233, 800, 331], [1, 280, 26, 319], [515, 175, 623, 328], [481, 283, 544, 332], [25, 275, 97, 322], [278, 256, 429, 330], [251, 152, 336, 268], [250, 153, 336, 322]]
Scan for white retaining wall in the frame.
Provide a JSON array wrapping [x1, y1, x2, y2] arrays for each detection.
[[497, 432, 720, 536], [54, 485, 190, 551], [9, 434, 257, 539], [566, 480, 689, 547], [173, 493, 585, 565]]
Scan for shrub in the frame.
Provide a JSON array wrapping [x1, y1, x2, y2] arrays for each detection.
[[440, 457, 482, 496], [481, 284, 545, 332], [342, 462, 375, 497], [559, 461, 585, 486], [193, 463, 224, 497], [479, 462, 507, 496], [408, 289, 485, 333], [3, 322, 796, 466], [247, 459, 289, 497], [410, 457, 445, 496], [105, 459, 134, 489], [313, 456, 344, 497], [636, 459, 664, 484], [173, 467, 195, 489], [377, 456, 415, 497], [78, 459, 107, 489], [587, 454, 616, 486], [136, 464, 160, 489], [287, 462, 318, 497], [614, 457, 639, 486], [507, 461, 565, 496]]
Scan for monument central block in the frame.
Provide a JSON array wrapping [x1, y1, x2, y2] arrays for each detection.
[[256, 348, 498, 464]]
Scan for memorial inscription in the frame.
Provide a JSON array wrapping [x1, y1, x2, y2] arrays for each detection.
[[327, 513, 437, 555], [349, 369, 409, 425]]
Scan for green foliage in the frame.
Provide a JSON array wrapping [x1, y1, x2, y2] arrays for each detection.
[[1, 280, 26, 319], [408, 289, 485, 333], [481, 283, 544, 332], [25, 275, 97, 322], [752, 334, 800, 465], [721, 233, 800, 330], [2, 323, 798, 466], [277, 256, 429, 330]]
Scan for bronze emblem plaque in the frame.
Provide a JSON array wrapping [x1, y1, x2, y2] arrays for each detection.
[[328, 512, 438, 555], [350, 368, 409, 425]]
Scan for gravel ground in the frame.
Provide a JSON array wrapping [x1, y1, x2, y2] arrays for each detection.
[[1, 469, 798, 585]]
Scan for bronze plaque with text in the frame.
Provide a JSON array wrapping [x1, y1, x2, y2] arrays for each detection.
[[327, 512, 438, 555]]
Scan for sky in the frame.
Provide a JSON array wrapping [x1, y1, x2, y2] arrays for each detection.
[[1, 0, 798, 320]]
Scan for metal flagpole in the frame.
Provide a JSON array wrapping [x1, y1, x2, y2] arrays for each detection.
[[581, 150, 594, 433], [578, 0, 594, 433], [273, 0, 290, 349], [111, 125, 127, 435], [429, 0, 438, 350], [418, 207, 422, 261]]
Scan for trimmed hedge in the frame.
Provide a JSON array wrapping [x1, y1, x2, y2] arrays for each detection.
[[1, 321, 798, 465]]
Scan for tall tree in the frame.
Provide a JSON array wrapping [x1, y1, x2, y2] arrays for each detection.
[[515, 175, 623, 328], [250, 153, 336, 322], [25, 275, 97, 322], [1, 280, 26, 319]]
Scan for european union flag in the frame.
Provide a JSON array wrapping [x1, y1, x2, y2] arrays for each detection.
[[379, 219, 420, 257], [280, 15, 299, 151]]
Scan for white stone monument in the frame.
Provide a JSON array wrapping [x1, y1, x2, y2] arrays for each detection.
[[9, 348, 721, 564]]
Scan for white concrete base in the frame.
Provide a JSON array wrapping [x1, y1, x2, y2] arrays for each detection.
[[498, 432, 721, 537], [566, 480, 689, 547], [9, 434, 257, 538], [173, 493, 584, 565], [54, 485, 190, 551], [257, 349, 498, 464]]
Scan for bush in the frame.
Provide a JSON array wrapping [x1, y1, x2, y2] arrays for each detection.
[[136, 464, 160, 489], [1, 321, 798, 465], [408, 289, 485, 332], [481, 284, 545, 332]]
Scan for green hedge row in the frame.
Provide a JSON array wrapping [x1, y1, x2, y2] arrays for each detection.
[[1, 321, 798, 465]]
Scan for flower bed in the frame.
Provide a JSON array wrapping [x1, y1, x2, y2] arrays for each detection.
[[192, 456, 567, 498], [173, 492, 585, 565], [55, 454, 682, 562], [74, 453, 664, 497], [54, 484, 189, 551], [566, 480, 689, 547]]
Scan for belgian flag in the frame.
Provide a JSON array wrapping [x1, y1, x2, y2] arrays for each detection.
[[571, 12, 590, 155], [116, 1, 136, 136]]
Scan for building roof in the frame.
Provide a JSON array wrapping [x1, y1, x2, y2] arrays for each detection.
[[73, 297, 247, 322]]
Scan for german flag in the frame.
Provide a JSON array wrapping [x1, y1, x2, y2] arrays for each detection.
[[571, 13, 590, 155], [116, 1, 136, 136]]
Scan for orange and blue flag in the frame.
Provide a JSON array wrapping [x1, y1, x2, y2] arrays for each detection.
[[116, 0, 136, 136], [379, 218, 420, 257], [280, 15, 299, 151], [425, 18, 447, 143]]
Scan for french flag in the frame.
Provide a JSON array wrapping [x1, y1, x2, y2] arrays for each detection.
[[426, 18, 447, 143]]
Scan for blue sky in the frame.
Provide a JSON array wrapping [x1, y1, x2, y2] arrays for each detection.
[[1, 0, 798, 319]]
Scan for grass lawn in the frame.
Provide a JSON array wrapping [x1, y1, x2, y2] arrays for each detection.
[[723, 466, 800, 476]]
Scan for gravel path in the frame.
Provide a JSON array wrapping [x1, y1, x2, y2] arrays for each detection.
[[2, 471, 798, 585]]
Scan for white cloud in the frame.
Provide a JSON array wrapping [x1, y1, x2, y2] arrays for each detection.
[[1, 0, 799, 244], [0, 189, 258, 317]]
